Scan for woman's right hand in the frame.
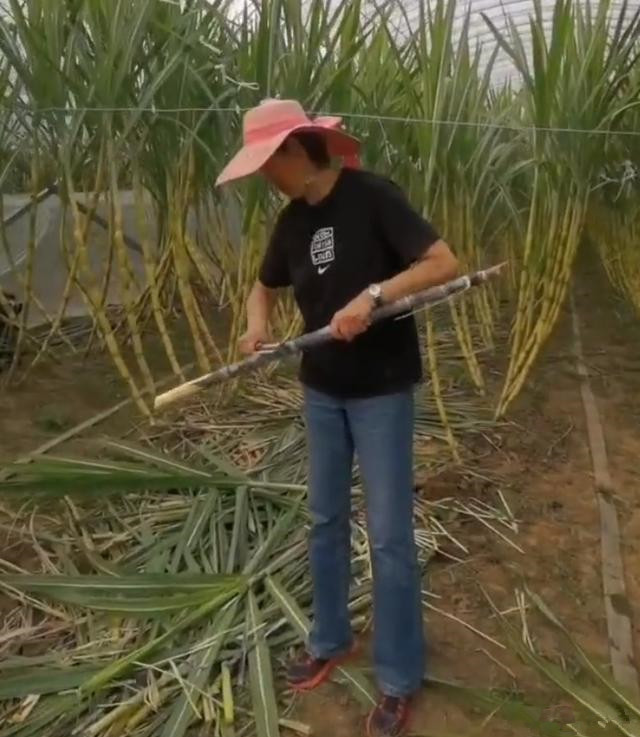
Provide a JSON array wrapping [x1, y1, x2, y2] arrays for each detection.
[[238, 327, 270, 355]]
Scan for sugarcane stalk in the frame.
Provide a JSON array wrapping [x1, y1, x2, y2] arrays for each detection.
[[449, 298, 484, 391], [225, 205, 269, 366], [179, 145, 222, 364], [496, 191, 587, 417], [7, 135, 39, 377], [83, 143, 119, 357], [132, 167, 184, 380], [168, 183, 211, 375], [4, 142, 70, 376], [463, 198, 495, 349], [108, 147, 156, 396], [154, 263, 505, 411], [443, 193, 485, 390], [426, 314, 460, 462], [62, 161, 152, 417], [39, 146, 110, 361]]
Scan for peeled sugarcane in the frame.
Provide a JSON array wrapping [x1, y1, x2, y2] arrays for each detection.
[[154, 262, 505, 411]]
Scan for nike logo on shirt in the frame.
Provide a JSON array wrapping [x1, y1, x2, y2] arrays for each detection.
[[317, 264, 331, 275]]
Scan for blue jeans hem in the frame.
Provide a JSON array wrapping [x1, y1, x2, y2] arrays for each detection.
[[377, 681, 423, 699], [308, 641, 353, 660]]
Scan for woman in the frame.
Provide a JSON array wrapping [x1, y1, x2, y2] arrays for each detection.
[[216, 99, 458, 737]]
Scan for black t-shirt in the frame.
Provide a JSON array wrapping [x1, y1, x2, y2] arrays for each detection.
[[259, 168, 440, 398]]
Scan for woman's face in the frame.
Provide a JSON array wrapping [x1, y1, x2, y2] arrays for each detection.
[[260, 139, 309, 198]]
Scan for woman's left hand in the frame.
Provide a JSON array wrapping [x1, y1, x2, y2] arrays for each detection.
[[330, 292, 374, 342]]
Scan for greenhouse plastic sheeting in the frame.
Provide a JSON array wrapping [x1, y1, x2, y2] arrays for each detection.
[[361, 0, 634, 84], [0, 193, 153, 328]]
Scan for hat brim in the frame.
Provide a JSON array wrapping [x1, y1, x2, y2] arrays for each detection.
[[216, 123, 360, 186]]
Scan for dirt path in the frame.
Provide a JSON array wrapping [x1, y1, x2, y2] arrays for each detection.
[[0, 354, 136, 463]]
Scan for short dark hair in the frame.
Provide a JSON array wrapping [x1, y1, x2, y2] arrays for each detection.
[[279, 131, 331, 168]]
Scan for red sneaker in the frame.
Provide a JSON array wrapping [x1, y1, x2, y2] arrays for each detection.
[[286, 648, 354, 691], [366, 695, 412, 737]]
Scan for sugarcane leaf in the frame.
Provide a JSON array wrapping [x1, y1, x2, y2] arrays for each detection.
[[243, 496, 303, 577], [526, 587, 640, 719], [485, 590, 640, 736], [105, 440, 251, 487], [431, 678, 580, 737], [0, 455, 305, 499], [266, 575, 309, 641], [221, 661, 235, 724], [220, 723, 237, 737], [169, 490, 219, 572], [79, 588, 244, 697], [260, 539, 307, 579], [247, 588, 281, 737], [10, 591, 224, 616], [0, 693, 83, 737], [159, 598, 241, 737], [226, 486, 249, 574], [83, 548, 123, 577], [0, 665, 100, 700], [277, 719, 312, 736], [0, 456, 227, 497], [331, 665, 376, 708], [0, 573, 245, 620], [24, 575, 242, 626], [217, 502, 231, 574], [0, 573, 245, 593], [184, 437, 252, 482], [267, 576, 375, 708]]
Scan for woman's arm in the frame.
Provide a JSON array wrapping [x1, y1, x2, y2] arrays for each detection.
[[239, 281, 278, 354], [378, 240, 458, 303], [330, 240, 459, 342]]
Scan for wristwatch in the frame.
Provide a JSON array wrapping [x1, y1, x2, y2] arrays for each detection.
[[367, 283, 384, 308]]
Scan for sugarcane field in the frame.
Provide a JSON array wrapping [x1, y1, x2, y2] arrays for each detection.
[[1, 0, 640, 736]]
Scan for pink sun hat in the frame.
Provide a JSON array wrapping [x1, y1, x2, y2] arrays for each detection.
[[216, 98, 361, 186]]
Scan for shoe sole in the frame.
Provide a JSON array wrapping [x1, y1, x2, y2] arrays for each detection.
[[288, 647, 356, 692]]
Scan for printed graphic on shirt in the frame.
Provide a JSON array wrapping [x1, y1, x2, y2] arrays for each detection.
[[310, 227, 335, 275]]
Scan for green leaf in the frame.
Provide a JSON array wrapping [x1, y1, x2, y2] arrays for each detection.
[[485, 590, 640, 737], [332, 665, 376, 708], [226, 486, 249, 574], [1, 573, 245, 594], [266, 576, 309, 641], [0, 456, 227, 498], [79, 589, 244, 697], [0, 693, 83, 737], [247, 588, 281, 737], [0, 665, 101, 700], [106, 440, 248, 483], [526, 587, 640, 720], [221, 661, 235, 725], [159, 599, 241, 737], [267, 576, 375, 708], [243, 495, 303, 577]]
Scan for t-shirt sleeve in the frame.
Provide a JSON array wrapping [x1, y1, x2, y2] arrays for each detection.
[[259, 212, 291, 288], [373, 177, 441, 266]]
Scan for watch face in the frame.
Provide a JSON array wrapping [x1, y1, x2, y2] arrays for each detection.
[[369, 284, 381, 298]]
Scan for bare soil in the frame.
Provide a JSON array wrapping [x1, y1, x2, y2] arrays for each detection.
[[1, 262, 638, 737]]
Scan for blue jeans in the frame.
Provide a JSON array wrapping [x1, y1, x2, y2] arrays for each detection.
[[303, 386, 425, 697]]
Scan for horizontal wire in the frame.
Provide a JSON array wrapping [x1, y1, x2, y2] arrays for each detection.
[[1, 103, 640, 137]]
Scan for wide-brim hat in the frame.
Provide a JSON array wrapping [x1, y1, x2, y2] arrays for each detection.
[[216, 98, 361, 186]]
